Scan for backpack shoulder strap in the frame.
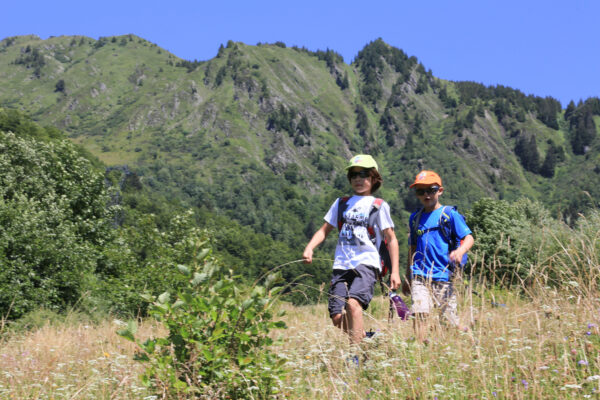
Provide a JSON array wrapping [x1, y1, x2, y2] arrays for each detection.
[[410, 207, 424, 239], [366, 198, 383, 240], [337, 196, 350, 231], [438, 205, 458, 244]]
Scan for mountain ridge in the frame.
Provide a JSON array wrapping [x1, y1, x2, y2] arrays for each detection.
[[1, 34, 598, 230]]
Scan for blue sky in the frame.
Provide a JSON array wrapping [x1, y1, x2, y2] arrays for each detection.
[[2, 0, 598, 107]]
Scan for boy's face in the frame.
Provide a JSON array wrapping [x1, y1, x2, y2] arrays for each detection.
[[413, 184, 443, 211], [348, 167, 373, 196]]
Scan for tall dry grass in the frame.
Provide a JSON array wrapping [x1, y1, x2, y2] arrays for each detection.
[[1, 213, 598, 399], [0, 318, 162, 399], [273, 213, 600, 399]]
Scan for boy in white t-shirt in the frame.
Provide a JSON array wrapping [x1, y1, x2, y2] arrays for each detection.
[[303, 155, 400, 344]]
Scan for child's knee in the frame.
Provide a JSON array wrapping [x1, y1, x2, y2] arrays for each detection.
[[347, 298, 363, 313], [331, 313, 343, 325]]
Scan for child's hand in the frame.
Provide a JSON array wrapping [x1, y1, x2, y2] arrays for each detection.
[[390, 272, 401, 290], [302, 248, 313, 263], [449, 248, 466, 266]]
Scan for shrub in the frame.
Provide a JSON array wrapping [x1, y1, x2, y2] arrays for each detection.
[[0, 131, 113, 318], [118, 241, 287, 398], [465, 198, 564, 287]]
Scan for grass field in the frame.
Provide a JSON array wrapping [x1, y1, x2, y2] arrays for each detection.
[[1, 276, 598, 399], [1, 213, 599, 399]]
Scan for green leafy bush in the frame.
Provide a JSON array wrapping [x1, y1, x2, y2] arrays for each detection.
[[118, 240, 287, 398], [0, 131, 113, 318], [466, 197, 564, 286], [94, 211, 211, 316]]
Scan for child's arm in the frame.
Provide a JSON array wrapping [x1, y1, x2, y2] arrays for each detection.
[[383, 227, 401, 290], [302, 223, 334, 263], [449, 234, 474, 266]]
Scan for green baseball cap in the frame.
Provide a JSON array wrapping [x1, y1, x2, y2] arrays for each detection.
[[346, 154, 378, 171]]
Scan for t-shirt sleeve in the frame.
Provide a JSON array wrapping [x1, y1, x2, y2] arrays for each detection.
[[451, 209, 472, 240], [377, 201, 394, 231], [323, 198, 339, 228]]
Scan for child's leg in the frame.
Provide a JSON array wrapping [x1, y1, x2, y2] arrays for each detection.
[[328, 271, 350, 333], [432, 282, 462, 329], [345, 265, 377, 344], [346, 298, 364, 344], [331, 312, 349, 333], [410, 278, 434, 342]]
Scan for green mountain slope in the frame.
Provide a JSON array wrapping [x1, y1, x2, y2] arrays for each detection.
[[1, 34, 599, 240]]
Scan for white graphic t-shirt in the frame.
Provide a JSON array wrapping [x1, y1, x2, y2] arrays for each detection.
[[324, 195, 394, 271]]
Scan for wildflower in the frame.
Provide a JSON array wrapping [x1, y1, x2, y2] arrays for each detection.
[[588, 323, 596, 329], [579, 360, 589, 366], [522, 379, 528, 389], [492, 391, 497, 397]]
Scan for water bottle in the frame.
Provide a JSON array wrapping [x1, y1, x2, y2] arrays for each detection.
[[389, 291, 410, 320]]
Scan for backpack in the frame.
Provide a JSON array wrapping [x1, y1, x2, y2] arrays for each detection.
[[410, 205, 468, 269], [337, 197, 392, 277]]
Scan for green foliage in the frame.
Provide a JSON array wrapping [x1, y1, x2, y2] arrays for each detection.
[[514, 133, 540, 173], [534, 96, 561, 129], [267, 104, 297, 134], [1, 35, 599, 309], [568, 102, 597, 154], [118, 242, 287, 398], [54, 79, 65, 93], [93, 211, 208, 316], [355, 104, 369, 137], [0, 130, 113, 318], [466, 198, 562, 287], [12, 46, 45, 78], [539, 141, 565, 178]]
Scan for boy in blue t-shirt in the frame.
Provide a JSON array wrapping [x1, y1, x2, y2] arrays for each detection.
[[402, 170, 474, 341], [303, 155, 400, 345]]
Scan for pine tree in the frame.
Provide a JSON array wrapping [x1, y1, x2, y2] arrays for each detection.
[[569, 106, 597, 154], [515, 134, 540, 173], [564, 100, 576, 120]]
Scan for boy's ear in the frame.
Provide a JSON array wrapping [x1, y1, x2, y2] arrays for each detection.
[[438, 187, 444, 195]]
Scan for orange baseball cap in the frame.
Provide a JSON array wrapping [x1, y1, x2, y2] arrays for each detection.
[[409, 170, 442, 188]]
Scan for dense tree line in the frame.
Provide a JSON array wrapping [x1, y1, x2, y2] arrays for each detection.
[[355, 38, 418, 105], [454, 82, 561, 129], [566, 98, 599, 154]]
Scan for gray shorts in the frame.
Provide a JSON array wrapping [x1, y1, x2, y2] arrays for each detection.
[[328, 264, 378, 318], [410, 277, 459, 326]]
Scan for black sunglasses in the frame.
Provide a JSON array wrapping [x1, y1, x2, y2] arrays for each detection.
[[415, 186, 440, 196], [348, 170, 371, 179]]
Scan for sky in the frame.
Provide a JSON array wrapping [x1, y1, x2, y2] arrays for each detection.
[[2, 0, 599, 107]]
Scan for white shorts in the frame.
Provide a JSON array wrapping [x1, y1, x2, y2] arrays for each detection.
[[410, 278, 459, 326]]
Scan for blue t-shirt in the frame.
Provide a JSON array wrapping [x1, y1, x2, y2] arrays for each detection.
[[408, 206, 472, 282]]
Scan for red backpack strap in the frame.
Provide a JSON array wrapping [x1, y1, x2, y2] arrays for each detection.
[[367, 198, 383, 239], [337, 197, 350, 231]]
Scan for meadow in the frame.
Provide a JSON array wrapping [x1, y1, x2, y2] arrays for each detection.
[[1, 213, 599, 399], [1, 282, 598, 398]]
